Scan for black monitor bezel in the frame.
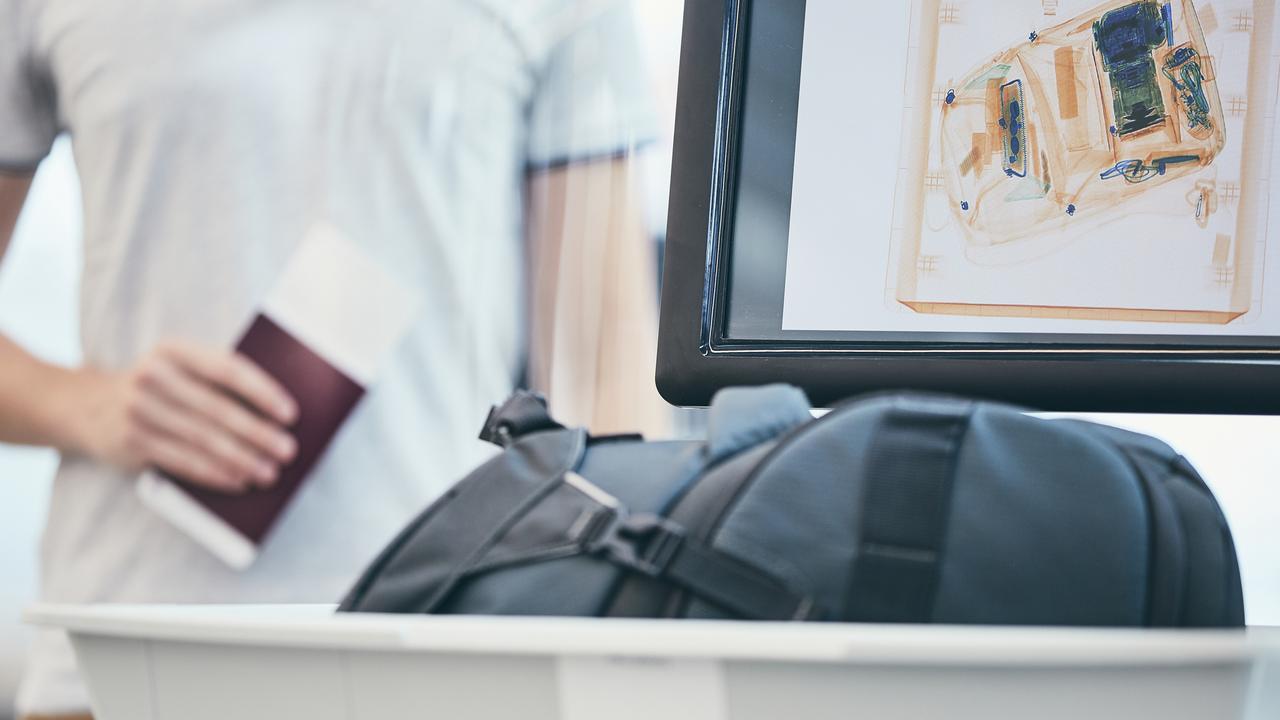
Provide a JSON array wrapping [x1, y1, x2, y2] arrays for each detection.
[[656, 0, 1280, 412]]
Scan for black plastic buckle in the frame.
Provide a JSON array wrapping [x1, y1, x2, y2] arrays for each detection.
[[478, 391, 563, 447], [583, 511, 687, 578]]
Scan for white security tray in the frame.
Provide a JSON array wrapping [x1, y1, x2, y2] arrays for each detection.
[[26, 604, 1280, 720]]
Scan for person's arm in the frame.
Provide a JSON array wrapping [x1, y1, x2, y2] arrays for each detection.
[[0, 173, 28, 259], [525, 157, 671, 437], [0, 174, 298, 492]]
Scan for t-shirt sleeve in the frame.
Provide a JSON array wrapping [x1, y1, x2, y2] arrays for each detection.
[[525, 1, 658, 168], [0, 0, 59, 171]]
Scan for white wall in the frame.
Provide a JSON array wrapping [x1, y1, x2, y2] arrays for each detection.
[[0, 139, 82, 717], [633, 0, 684, 237]]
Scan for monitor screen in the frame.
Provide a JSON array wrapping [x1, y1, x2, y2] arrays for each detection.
[[657, 0, 1280, 410], [725, 0, 1279, 349]]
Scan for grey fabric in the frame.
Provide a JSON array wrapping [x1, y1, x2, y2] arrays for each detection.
[[441, 439, 708, 615], [686, 403, 885, 620], [705, 384, 812, 464], [611, 439, 779, 618], [932, 406, 1149, 625], [340, 428, 588, 613]]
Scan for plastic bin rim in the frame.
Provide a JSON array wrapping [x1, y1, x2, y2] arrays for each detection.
[[23, 603, 1280, 667]]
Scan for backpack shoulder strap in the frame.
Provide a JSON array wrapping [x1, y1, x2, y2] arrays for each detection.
[[565, 473, 819, 621], [844, 396, 973, 623], [603, 384, 812, 617], [339, 427, 588, 613]]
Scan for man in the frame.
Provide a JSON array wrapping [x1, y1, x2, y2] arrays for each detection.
[[0, 0, 663, 717]]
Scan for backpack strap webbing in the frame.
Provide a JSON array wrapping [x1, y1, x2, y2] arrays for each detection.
[[566, 473, 819, 621], [339, 428, 587, 613], [844, 397, 972, 623]]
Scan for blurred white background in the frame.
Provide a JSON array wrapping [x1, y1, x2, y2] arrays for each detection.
[[0, 137, 82, 718], [0, 2, 1276, 716]]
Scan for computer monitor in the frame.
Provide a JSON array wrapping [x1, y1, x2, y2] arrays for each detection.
[[657, 0, 1280, 412]]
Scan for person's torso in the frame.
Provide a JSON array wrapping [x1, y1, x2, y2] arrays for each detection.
[[28, 0, 558, 606]]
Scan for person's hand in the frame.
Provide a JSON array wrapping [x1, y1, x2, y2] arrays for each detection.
[[71, 341, 298, 493]]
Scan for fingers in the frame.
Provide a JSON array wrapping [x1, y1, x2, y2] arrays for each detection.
[[158, 341, 298, 425], [127, 392, 279, 488], [127, 427, 251, 494], [120, 341, 302, 495], [138, 351, 297, 465]]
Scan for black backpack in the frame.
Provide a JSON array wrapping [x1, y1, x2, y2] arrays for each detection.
[[340, 386, 1244, 627]]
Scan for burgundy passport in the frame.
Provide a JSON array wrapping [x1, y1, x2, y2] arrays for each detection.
[[177, 314, 364, 545], [136, 225, 418, 568]]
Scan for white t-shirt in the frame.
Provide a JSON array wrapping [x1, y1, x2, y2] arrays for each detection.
[[1, 0, 653, 713]]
